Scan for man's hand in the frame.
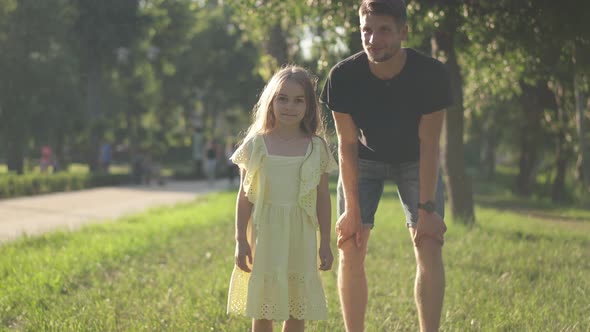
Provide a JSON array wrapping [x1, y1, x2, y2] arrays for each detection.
[[235, 240, 252, 272], [318, 243, 334, 271], [413, 211, 447, 247], [335, 210, 363, 248]]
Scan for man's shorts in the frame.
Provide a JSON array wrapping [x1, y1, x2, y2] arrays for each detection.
[[337, 159, 445, 229]]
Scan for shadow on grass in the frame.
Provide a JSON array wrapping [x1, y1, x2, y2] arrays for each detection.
[[471, 169, 590, 223]]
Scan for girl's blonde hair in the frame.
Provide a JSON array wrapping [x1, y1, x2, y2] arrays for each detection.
[[241, 65, 327, 143]]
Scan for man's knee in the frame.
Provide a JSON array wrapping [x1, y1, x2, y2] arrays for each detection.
[[414, 237, 443, 268], [339, 238, 369, 269], [339, 245, 363, 265]]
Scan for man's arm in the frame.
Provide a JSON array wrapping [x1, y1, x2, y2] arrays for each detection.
[[415, 109, 446, 245], [317, 172, 334, 270], [418, 110, 444, 203], [332, 111, 363, 247]]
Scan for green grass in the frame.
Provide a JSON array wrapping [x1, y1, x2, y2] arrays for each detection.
[[1, 185, 589, 331]]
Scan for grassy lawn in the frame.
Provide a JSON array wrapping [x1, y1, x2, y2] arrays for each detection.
[[1, 184, 589, 331]]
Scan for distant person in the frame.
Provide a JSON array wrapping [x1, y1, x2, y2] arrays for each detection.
[[192, 130, 204, 178], [132, 151, 145, 184], [143, 152, 165, 186], [51, 157, 60, 173], [204, 138, 220, 187], [99, 142, 112, 172], [227, 66, 337, 331], [40, 145, 53, 173], [142, 152, 153, 185], [225, 139, 239, 187]]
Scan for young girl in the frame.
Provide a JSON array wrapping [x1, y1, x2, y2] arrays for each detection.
[[227, 65, 338, 331]]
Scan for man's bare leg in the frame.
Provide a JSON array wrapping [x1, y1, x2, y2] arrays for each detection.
[[338, 228, 371, 332], [410, 229, 445, 332]]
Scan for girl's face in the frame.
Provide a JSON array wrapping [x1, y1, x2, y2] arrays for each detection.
[[271, 80, 307, 129]]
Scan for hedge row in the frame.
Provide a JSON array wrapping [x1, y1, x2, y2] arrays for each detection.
[[0, 173, 131, 199]]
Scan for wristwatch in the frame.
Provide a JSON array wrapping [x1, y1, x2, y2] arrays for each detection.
[[418, 200, 436, 213]]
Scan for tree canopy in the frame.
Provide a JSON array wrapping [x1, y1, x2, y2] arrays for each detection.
[[0, 0, 587, 208]]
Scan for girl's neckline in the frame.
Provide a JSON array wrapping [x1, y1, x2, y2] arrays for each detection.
[[261, 135, 312, 157]]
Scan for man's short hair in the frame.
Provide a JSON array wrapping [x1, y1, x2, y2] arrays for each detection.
[[359, 0, 407, 26]]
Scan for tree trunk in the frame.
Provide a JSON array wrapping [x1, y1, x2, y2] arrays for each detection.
[[55, 131, 69, 172], [580, 96, 590, 191], [432, 18, 475, 225], [574, 86, 588, 185], [266, 23, 288, 68], [481, 110, 497, 180], [515, 82, 545, 196], [552, 127, 569, 202], [85, 59, 103, 173], [574, 66, 590, 190], [6, 138, 25, 175], [551, 82, 571, 202], [481, 133, 496, 180]]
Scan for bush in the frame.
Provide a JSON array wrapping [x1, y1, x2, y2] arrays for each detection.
[[0, 172, 131, 199]]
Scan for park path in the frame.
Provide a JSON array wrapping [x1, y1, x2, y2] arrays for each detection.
[[0, 179, 228, 243]]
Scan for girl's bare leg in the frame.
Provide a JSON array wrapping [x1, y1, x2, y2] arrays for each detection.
[[283, 318, 304, 332], [253, 319, 273, 332]]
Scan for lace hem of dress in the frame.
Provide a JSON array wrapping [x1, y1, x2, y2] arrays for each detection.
[[246, 272, 327, 321]]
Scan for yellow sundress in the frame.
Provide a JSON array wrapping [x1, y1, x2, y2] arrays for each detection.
[[227, 135, 338, 321]]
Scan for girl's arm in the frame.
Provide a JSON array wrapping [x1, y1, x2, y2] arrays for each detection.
[[235, 167, 254, 272], [317, 172, 333, 271], [235, 168, 253, 241]]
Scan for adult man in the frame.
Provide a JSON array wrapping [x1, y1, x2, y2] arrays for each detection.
[[319, 0, 451, 331], [99, 142, 112, 172]]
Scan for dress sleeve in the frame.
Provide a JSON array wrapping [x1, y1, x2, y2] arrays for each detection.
[[229, 136, 264, 201], [229, 137, 253, 169]]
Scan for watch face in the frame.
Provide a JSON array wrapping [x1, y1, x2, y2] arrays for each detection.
[[419, 201, 436, 213]]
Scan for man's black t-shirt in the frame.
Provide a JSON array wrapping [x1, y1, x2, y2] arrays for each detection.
[[320, 48, 453, 165]]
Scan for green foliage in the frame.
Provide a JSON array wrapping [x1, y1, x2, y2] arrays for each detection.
[[1, 0, 588, 198], [0, 173, 130, 199], [103, 1, 264, 155], [406, 1, 589, 198], [0, 1, 264, 174], [0, 0, 81, 172], [228, 0, 359, 77]]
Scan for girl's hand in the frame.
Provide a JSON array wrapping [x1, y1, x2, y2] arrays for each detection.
[[235, 240, 252, 272], [318, 243, 333, 271]]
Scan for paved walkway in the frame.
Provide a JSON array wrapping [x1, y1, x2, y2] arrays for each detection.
[[0, 180, 229, 243]]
